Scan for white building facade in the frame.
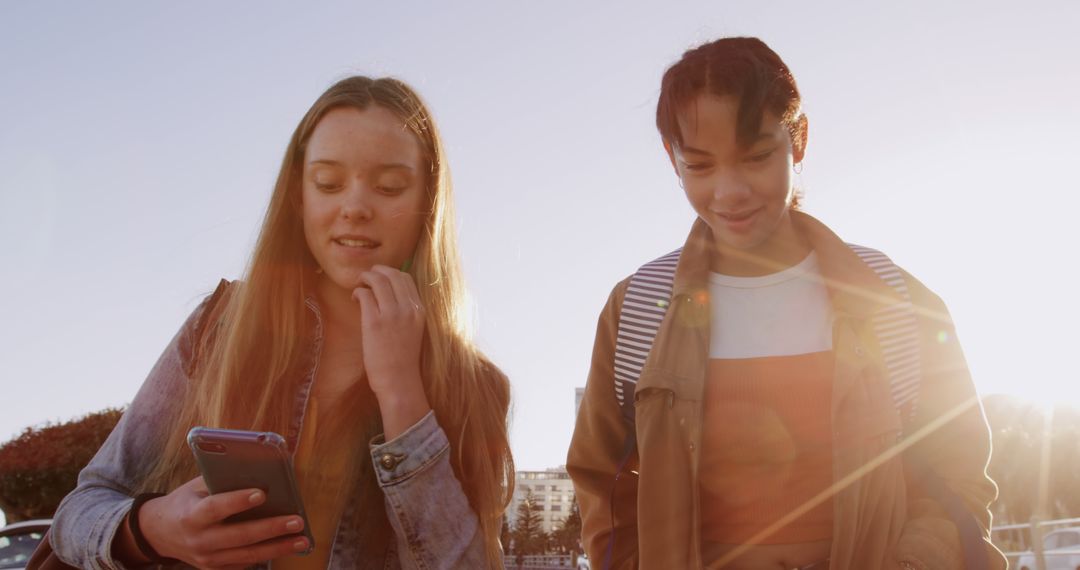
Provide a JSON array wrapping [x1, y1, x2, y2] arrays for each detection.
[[507, 468, 577, 534]]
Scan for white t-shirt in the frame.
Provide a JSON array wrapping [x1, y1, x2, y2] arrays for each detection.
[[708, 251, 832, 359]]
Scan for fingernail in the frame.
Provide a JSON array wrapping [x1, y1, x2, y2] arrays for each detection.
[[293, 538, 308, 551], [248, 490, 264, 504], [285, 518, 301, 531]]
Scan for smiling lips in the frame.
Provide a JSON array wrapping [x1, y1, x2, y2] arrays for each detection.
[[715, 207, 762, 232], [334, 236, 380, 249]]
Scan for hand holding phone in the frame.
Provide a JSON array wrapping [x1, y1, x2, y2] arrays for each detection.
[[187, 427, 315, 548], [121, 427, 314, 568], [133, 476, 311, 568]]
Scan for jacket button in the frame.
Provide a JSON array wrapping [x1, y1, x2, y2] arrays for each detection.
[[689, 442, 695, 452], [379, 453, 401, 470]]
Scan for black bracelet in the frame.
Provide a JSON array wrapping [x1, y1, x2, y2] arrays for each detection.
[[129, 492, 181, 565]]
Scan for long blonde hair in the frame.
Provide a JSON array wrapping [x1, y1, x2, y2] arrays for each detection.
[[141, 76, 514, 566]]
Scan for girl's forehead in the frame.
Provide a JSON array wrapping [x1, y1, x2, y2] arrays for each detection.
[[305, 107, 423, 166], [675, 94, 785, 151]]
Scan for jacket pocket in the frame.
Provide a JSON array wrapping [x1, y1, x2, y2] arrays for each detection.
[[634, 386, 675, 410], [637, 366, 700, 402]]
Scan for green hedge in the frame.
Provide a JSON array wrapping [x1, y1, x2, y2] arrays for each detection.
[[0, 408, 123, 522]]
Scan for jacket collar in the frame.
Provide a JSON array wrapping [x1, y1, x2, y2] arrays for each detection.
[[672, 211, 904, 318]]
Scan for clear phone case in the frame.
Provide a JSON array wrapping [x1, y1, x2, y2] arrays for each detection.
[[187, 426, 314, 555]]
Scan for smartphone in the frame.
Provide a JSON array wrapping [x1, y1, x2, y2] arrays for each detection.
[[187, 427, 314, 554]]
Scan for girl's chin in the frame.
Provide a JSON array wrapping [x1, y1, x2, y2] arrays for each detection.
[[318, 270, 367, 294]]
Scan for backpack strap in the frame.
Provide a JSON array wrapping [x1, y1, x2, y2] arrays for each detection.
[[845, 244, 922, 428], [613, 249, 681, 422]]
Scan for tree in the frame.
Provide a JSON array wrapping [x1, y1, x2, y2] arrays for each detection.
[[0, 408, 123, 522], [510, 487, 546, 558], [500, 512, 511, 555], [551, 496, 582, 556], [982, 395, 1080, 527]]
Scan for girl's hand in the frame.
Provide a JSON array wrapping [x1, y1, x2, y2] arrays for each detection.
[[352, 265, 431, 439], [135, 476, 309, 569]]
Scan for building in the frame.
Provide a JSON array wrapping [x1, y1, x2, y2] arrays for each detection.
[[507, 468, 576, 534], [505, 389, 585, 535]]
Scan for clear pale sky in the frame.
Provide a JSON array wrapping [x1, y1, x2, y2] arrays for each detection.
[[2, 1, 1078, 478]]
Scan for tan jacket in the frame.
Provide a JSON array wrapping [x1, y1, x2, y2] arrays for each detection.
[[567, 212, 1007, 570]]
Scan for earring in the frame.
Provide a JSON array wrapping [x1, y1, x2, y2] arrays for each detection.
[[678, 177, 685, 189], [793, 162, 803, 174]]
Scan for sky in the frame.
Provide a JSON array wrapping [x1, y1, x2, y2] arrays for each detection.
[[2, 1, 1078, 481]]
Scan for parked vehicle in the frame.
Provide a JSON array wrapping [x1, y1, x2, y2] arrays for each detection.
[[1017, 527, 1080, 570], [0, 519, 51, 570], [576, 552, 590, 570]]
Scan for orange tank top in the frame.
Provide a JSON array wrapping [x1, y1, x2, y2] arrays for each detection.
[[699, 351, 834, 544]]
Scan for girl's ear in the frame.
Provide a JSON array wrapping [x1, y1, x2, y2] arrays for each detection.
[[792, 114, 809, 164]]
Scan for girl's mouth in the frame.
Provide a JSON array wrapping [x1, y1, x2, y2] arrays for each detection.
[[334, 237, 380, 248], [715, 207, 762, 232]]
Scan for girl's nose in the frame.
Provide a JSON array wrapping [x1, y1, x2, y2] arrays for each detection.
[[341, 183, 374, 221], [713, 173, 752, 204]]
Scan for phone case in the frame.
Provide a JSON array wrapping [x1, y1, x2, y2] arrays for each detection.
[[187, 427, 315, 554]]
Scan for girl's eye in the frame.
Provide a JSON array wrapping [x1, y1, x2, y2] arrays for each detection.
[[314, 182, 342, 192], [683, 162, 712, 172], [745, 150, 774, 163], [377, 185, 407, 195]]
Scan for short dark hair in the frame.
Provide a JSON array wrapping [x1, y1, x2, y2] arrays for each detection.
[[656, 37, 804, 150]]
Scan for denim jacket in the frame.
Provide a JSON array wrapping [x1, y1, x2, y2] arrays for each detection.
[[50, 282, 490, 569]]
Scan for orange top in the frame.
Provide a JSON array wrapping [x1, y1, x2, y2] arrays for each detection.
[[699, 351, 834, 544], [275, 397, 349, 570]]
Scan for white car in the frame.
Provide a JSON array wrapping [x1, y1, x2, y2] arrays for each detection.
[[1016, 527, 1080, 570], [0, 519, 51, 570]]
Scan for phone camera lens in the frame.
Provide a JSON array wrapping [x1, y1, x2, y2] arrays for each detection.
[[197, 441, 227, 454]]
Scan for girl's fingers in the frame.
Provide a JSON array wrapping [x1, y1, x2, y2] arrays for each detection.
[[353, 285, 379, 316], [203, 514, 304, 552], [357, 269, 398, 311], [198, 534, 309, 568], [189, 488, 266, 527], [371, 265, 422, 311]]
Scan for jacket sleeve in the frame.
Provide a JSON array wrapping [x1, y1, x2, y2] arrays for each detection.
[[894, 270, 1008, 570], [370, 410, 490, 569], [48, 289, 220, 570], [566, 281, 640, 569]]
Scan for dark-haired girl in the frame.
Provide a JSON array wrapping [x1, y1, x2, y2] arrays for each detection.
[[567, 37, 1006, 570]]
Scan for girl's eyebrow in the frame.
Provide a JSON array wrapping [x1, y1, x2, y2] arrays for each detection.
[[306, 159, 415, 172], [679, 145, 712, 156], [377, 163, 415, 172]]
